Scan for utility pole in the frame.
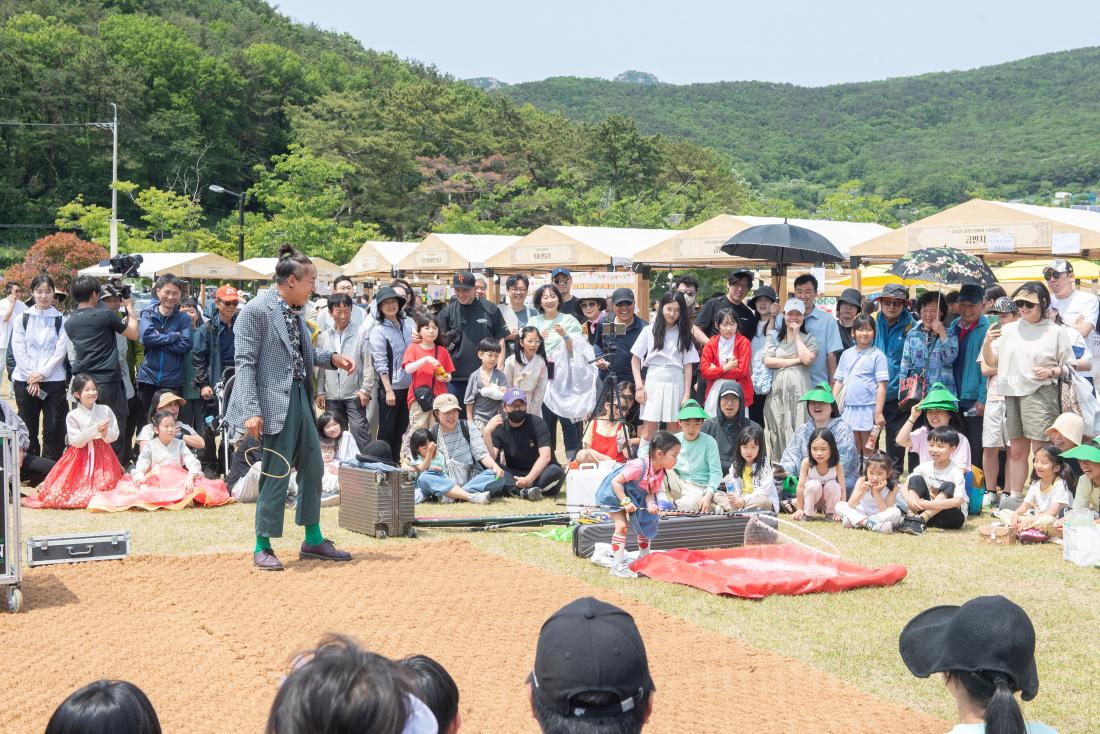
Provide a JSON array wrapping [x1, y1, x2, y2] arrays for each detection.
[[109, 103, 118, 256]]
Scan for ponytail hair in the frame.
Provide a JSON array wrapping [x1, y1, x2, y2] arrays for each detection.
[[955, 671, 1027, 734], [274, 244, 313, 285]]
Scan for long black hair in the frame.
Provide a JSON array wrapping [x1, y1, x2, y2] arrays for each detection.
[[46, 679, 162, 734], [652, 291, 693, 354], [399, 655, 459, 734], [1012, 281, 1052, 315], [953, 671, 1027, 734], [808, 427, 839, 468], [516, 325, 547, 366], [731, 424, 767, 478], [1029, 443, 1077, 487]]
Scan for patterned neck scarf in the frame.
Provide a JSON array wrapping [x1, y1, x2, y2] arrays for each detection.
[[276, 292, 306, 381]]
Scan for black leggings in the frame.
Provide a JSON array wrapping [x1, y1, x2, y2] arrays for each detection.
[[908, 475, 966, 529], [376, 387, 409, 462]]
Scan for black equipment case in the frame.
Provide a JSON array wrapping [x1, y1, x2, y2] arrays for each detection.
[[571, 511, 777, 558], [26, 531, 131, 567]]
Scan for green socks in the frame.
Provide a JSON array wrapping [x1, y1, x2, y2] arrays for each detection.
[[255, 526, 323, 553]]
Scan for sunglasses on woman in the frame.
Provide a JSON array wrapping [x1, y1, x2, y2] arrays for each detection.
[[1014, 300, 1038, 310]]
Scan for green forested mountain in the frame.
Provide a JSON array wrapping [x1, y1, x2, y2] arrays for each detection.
[[0, 0, 755, 259], [497, 49, 1100, 207]]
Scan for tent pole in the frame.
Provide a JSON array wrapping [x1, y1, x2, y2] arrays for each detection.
[[849, 256, 862, 292]]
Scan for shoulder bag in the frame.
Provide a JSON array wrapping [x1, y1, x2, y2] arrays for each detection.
[[413, 345, 440, 411], [898, 331, 932, 411]]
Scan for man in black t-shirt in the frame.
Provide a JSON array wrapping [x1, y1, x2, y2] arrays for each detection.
[[551, 267, 584, 322], [487, 389, 564, 498], [437, 270, 508, 400], [64, 275, 139, 462], [692, 268, 758, 342]]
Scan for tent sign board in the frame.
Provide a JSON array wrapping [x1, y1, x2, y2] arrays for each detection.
[[674, 237, 729, 260], [907, 221, 1050, 251], [414, 248, 452, 268], [509, 243, 577, 266], [1052, 232, 1082, 255], [349, 253, 380, 273], [530, 271, 635, 299]]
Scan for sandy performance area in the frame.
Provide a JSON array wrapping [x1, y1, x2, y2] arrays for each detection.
[[2, 539, 945, 733]]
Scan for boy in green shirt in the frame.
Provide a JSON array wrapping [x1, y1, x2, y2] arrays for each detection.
[[666, 400, 723, 512]]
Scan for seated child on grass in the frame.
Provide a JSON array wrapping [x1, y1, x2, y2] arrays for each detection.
[[317, 411, 356, 506], [793, 427, 844, 521], [834, 451, 903, 534], [463, 338, 507, 430], [574, 383, 637, 465], [1001, 444, 1073, 539], [899, 426, 968, 535], [719, 424, 777, 512], [409, 427, 498, 505]]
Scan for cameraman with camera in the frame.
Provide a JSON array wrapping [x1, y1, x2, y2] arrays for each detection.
[[436, 271, 508, 401], [64, 274, 139, 462], [593, 288, 648, 383]]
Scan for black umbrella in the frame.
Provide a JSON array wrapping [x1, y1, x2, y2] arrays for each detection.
[[720, 221, 845, 265]]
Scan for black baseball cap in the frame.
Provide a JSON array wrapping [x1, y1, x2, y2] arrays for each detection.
[[748, 285, 777, 308], [899, 595, 1039, 701], [453, 271, 476, 289], [531, 597, 654, 718], [875, 283, 908, 302], [611, 288, 635, 305], [727, 269, 753, 285]]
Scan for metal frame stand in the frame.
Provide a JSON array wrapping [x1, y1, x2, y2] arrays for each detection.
[[0, 423, 24, 612]]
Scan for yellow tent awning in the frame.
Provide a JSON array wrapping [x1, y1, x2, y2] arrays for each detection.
[[835, 264, 931, 290], [993, 258, 1100, 282]]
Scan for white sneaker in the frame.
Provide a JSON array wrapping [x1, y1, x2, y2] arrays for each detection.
[[841, 515, 855, 529], [874, 521, 894, 534], [468, 491, 489, 505], [320, 489, 340, 507], [611, 561, 638, 579], [439, 495, 456, 504]]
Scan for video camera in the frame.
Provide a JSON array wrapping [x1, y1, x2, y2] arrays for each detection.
[[100, 254, 143, 300]]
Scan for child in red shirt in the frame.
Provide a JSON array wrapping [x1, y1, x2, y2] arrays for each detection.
[[699, 307, 753, 407], [403, 315, 455, 435]]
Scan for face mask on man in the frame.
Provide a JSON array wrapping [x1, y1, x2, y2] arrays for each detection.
[[508, 409, 527, 424]]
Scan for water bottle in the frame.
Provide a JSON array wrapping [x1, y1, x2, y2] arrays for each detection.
[[865, 424, 881, 452]]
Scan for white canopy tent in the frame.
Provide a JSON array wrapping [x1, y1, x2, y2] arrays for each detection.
[[343, 241, 419, 277], [79, 252, 268, 280]]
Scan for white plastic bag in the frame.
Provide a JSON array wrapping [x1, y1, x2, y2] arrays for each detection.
[[1063, 519, 1100, 567], [545, 338, 599, 421], [1067, 366, 1100, 436]]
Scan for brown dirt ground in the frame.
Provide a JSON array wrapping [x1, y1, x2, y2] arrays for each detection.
[[1, 539, 946, 733]]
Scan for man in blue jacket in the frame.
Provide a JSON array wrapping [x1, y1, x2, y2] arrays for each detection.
[[136, 273, 193, 422], [873, 284, 916, 468], [950, 283, 990, 469]]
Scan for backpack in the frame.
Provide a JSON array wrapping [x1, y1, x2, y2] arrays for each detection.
[[22, 312, 71, 381]]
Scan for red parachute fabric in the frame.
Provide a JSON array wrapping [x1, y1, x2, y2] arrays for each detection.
[[631, 544, 907, 599]]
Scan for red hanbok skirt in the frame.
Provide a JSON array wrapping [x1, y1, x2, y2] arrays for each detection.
[[87, 464, 232, 512], [22, 440, 124, 510]]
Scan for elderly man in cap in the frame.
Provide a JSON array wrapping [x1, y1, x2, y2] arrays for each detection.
[[316, 292, 376, 453], [437, 270, 509, 400], [873, 283, 916, 466], [529, 596, 655, 733], [487, 388, 564, 499], [1045, 258, 1100, 383], [194, 284, 241, 472], [949, 282, 990, 469], [593, 287, 647, 384]]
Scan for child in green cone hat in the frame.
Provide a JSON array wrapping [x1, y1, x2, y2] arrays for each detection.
[[1059, 441, 1100, 523], [897, 382, 971, 471], [663, 399, 724, 513]]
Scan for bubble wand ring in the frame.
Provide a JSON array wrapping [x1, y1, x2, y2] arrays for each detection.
[[244, 445, 292, 479]]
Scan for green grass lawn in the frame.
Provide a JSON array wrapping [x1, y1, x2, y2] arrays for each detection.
[[17, 499, 1099, 733]]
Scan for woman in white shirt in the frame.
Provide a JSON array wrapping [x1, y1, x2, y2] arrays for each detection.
[[631, 291, 699, 447], [11, 275, 69, 460], [529, 284, 589, 457]]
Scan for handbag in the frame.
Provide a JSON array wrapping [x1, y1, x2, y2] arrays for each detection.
[[835, 348, 874, 412], [898, 331, 932, 410], [751, 341, 774, 396], [413, 346, 441, 411]]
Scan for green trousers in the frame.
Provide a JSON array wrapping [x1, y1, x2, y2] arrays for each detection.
[[256, 381, 322, 538]]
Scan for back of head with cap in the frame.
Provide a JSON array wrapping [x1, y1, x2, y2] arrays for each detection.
[[530, 597, 654, 733]]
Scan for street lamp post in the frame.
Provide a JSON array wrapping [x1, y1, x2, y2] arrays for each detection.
[[208, 184, 245, 288]]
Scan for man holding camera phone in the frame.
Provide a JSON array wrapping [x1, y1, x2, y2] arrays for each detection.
[[437, 270, 508, 401], [64, 274, 139, 463], [593, 288, 647, 383]]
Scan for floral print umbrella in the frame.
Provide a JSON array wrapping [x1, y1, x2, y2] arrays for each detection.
[[886, 246, 999, 288]]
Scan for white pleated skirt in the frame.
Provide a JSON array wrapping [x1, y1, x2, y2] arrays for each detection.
[[641, 365, 685, 423]]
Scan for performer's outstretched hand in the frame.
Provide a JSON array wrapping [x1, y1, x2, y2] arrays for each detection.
[[245, 416, 263, 440], [331, 354, 356, 374]]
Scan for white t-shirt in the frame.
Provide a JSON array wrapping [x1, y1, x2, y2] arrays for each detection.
[[912, 460, 965, 498], [857, 483, 895, 516], [1023, 478, 1073, 512], [630, 324, 700, 370], [1051, 288, 1100, 381], [947, 723, 1058, 734]]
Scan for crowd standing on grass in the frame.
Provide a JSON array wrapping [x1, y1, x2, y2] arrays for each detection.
[[5, 256, 1100, 555]]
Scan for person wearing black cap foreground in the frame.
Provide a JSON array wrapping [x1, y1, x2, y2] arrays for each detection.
[[529, 597, 655, 733], [836, 287, 863, 351], [899, 595, 1056, 734], [437, 270, 508, 402]]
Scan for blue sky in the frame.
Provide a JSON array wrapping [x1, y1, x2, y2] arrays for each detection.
[[270, 0, 1098, 86]]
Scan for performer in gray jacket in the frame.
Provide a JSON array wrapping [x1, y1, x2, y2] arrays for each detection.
[[225, 244, 357, 571]]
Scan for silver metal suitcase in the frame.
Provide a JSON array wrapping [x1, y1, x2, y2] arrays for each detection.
[[338, 464, 417, 539]]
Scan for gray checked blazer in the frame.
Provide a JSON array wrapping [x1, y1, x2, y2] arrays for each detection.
[[225, 287, 334, 436]]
